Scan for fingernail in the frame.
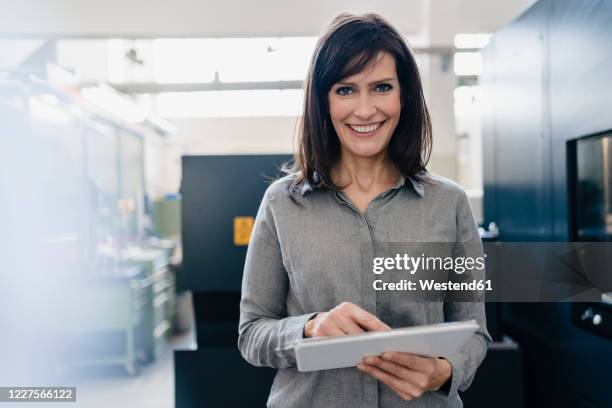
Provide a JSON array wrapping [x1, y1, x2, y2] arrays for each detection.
[[357, 364, 365, 371], [382, 352, 392, 359]]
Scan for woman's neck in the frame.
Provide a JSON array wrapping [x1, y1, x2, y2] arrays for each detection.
[[332, 151, 400, 193]]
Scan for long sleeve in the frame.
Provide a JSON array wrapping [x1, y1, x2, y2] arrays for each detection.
[[238, 186, 317, 369], [441, 189, 492, 396]]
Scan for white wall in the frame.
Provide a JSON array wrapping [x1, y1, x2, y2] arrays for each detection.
[[145, 135, 183, 200], [422, 53, 458, 180], [153, 116, 298, 195], [174, 116, 298, 155]]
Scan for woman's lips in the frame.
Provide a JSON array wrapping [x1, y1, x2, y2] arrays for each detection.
[[346, 120, 386, 138]]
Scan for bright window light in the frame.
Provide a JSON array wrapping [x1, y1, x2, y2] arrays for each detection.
[[152, 37, 317, 84], [454, 52, 482, 76], [454, 33, 492, 49], [156, 89, 304, 118], [153, 39, 218, 84], [454, 85, 481, 117], [216, 37, 316, 82], [61, 37, 317, 85]]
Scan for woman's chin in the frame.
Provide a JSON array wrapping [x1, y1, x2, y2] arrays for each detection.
[[345, 145, 387, 160]]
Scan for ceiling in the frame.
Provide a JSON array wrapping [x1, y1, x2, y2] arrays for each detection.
[[0, 0, 534, 42]]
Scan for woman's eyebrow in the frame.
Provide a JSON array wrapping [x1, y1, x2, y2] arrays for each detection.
[[336, 77, 397, 86]]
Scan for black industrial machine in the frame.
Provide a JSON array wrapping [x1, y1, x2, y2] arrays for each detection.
[[569, 132, 612, 339], [175, 155, 290, 407], [481, 0, 612, 407]]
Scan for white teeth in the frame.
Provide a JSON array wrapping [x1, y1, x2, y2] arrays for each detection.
[[349, 122, 382, 133]]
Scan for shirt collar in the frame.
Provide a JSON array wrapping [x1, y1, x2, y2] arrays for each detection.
[[389, 173, 425, 198], [407, 172, 426, 197], [299, 171, 426, 198]]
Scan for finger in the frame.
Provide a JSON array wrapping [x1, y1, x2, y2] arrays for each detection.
[[345, 304, 391, 332], [362, 357, 426, 395], [330, 312, 365, 335], [362, 356, 419, 382], [382, 352, 435, 374], [357, 363, 421, 400], [358, 364, 411, 399]]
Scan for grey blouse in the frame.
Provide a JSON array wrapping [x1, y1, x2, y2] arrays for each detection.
[[238, 172, 491, 407]]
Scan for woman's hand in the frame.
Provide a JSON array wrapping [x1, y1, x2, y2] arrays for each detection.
[[357, 352, 452, 401], [304, 302, 391, 338]]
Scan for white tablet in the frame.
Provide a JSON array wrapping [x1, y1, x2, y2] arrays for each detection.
[[293, 320, 479, 372]]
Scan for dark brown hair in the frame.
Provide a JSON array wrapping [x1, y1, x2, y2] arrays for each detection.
[[285, 12, 432, 192]]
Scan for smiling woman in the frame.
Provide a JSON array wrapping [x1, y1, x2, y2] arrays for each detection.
[[238, 12, 490, 408], [328, 53, 401, 160], [285, 12, 432, 195]]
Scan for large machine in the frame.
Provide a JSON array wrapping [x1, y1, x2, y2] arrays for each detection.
[[176, 155, 290, 407], [481, 0, 612, 406]]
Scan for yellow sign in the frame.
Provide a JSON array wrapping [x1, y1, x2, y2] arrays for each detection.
[[233, 216, 255, 246]]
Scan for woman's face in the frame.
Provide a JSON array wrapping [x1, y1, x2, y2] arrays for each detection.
[[328, 52, 401, 161]]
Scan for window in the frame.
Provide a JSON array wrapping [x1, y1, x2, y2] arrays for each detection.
[[454, 52, 482, 76], [153, 37, 317, 83], [57, 37, 317, 117]]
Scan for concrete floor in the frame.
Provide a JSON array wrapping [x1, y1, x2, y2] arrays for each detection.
[[75, 348, 174, 408], [5, 341, 176, 408]]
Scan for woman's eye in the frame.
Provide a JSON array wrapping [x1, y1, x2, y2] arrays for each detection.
[[375, 83, 393, 93], [335, 86, 354, 96]]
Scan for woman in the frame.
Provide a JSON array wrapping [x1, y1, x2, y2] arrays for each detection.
[[238, 13, 490, 407]]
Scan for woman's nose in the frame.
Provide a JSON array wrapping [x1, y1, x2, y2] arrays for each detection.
[[353, 95, 377, 119]]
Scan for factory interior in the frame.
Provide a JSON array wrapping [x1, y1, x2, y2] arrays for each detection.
[[1, 0, 611, 407]]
